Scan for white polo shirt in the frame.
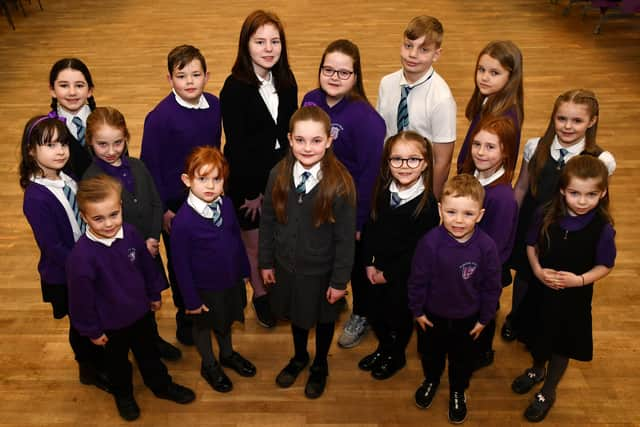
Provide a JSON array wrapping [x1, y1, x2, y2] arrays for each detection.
[[377, 67, 457, 143]]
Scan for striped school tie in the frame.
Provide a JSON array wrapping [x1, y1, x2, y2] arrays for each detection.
[[390, 191, 402, 208], [208, 199, 223, 227], [557, 148, 569, 169], [296, 171, 311, 195], [72, 116, 86, 146], [396, 85, 412, 131], [63, 183, 86, 233]]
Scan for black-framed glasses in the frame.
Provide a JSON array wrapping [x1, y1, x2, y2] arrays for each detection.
[[320, 66, 354, 80], [389, 157, 424, 169]]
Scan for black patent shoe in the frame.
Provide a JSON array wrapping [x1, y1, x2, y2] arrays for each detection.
[[304, 365, 328, 399], [501, 318, 517, 342], [153, 382, 196, 404], [79, 362, 112, 393], [415, 380, 439, 409], [201, 364, 233, 393], [276, 356, 309, 388], [371, 355, 405, 380], [358, 350, 385, 371], [524, 392, 555, 422], [221, 351, 257, 377]]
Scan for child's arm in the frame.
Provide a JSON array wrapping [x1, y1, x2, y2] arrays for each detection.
[[526, 244, 558, 288], [66, 251, 104, 341], [23, 191, 72, 267], [555, 265, 612, 289], [513, 160, 530, 207], [407, 235, 433, 322], [169, 220, 204, 311]]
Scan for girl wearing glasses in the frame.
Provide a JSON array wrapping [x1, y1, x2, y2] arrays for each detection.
[[302, 39, 386, 350], [358, 130, 439, 380]]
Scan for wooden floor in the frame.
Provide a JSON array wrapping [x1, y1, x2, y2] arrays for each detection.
[[1, 1, 639, 425]]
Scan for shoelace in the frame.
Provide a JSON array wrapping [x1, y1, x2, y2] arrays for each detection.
[[452, 392, 465, 409]]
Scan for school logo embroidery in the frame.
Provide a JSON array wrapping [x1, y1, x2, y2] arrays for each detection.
[[331, 123, 343, 140], [459, 262, 478, 280], [302, 101, 318, 107], [128, 248, 136, 263]]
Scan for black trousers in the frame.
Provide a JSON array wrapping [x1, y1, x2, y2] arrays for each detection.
[[103, 312, 172, 397], [370, 310, 414, 360], [417, 313, 477, 392]]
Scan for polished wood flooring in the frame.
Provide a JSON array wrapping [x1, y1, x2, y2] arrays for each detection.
[[1, 1, 639, 425]]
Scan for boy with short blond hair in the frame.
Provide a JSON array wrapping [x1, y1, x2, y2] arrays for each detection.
[[377, 16, 456, 198], [407, 174, 501, 423]]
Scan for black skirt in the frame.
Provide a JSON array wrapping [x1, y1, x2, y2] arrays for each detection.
[[190, 281, 247, 335]]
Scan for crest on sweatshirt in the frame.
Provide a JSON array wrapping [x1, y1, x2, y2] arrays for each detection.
[[330, 123, 343, 140], [128, 248, 137, 263], [459, 262, 478, 280]]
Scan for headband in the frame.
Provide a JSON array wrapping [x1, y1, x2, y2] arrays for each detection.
[[27, 111, 67, 141]]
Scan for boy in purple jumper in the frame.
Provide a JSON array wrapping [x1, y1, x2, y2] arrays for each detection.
[[140, 44, 222, 345], [67, 175, 195, 421], [408, 174, 501, 424]]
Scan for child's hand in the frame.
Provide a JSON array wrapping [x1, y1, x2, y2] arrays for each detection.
[[326, 287, 346, 304], [355, 231, 361, 241], [146, 238, 160, 257], [555, 271, 582, 288], [365, 266, 378, 284], [415, 315, 433, 331], [240, 194, 263, 222], [469, 321, 485, 340], [150, 300, 162, 311], [186, 304, 209, 315], [91, 334, 108, 346], [162, 210, 176, 233], [537, 268, 559, 289], [374, 270, 387, 284], [261, 269, 276, 285]]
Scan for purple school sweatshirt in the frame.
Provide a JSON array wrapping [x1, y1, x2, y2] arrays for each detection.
[[479, 183, 518, 264]]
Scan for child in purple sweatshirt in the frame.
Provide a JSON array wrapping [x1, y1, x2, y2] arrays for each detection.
[[67, 175, 195, 421], [407, 174, 501, 424]]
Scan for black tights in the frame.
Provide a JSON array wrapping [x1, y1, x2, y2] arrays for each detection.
[[292, 322, 335, 368], [533, 353, 569, 400]]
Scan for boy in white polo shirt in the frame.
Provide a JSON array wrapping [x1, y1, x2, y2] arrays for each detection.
[[377, 15, 456, 198]]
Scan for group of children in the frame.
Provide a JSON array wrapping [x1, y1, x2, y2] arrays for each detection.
[[19, 10, 616, 424]]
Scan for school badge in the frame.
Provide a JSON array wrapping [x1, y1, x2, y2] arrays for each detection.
[[330, 123, 343, 140], [128, 248, 137, 263], [459, 262, 478, 280]]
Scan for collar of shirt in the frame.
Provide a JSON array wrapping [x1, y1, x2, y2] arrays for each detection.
[[187, 191, 221, 219], [474, 166, 505, 186], [389, 178, 425, 206], [172, 89, 210, 109], [399, 66, 435, 89], [293, 161, 322, 194], [32, 171, 82, 240], [57, 104, 91, 136], [550, 135, 585, 161], [31, 170, 76, 189], [86, 226, 124, 247]]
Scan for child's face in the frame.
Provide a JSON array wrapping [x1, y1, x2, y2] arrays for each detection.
[[561, 177, 606, 216], [168, 59, 209, 105], [389, 139, 427, 191], [249, 23, 282, 78], [49, 68, 93, 114], [554, 102, 597, 147], [320, 51, 356, 106], [439, 195, 484, 243], [90, 124, 126, 167], [81, 192, 123, 239], [476, 54, 510, 97], [471, 129, 504, 178], [400, 36, 441, 83], [289, 119, 332, 169], [31, 129, 69, 179], [181, 165, 224, 204]]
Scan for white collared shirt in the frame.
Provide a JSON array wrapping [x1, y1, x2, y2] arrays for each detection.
[[257, 71, 280, 149], [389, 178, 425, 207], [57, 104, 91, 140], [31, 171, 83, 242], [293, 161, 322, 194], [173, 89, 210, 110], [86, 226, 124, 247], [522, 136, 616, 175], [186, 191, 221, 219], [474, 166, 506, 186]]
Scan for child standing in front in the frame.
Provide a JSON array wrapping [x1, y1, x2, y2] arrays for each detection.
[[83, 106, 181, 361], [377, 15, 457, 198], [221, 10, 298, 328], [48, 58, 97, 177], [20, 114, 107, 392], [511, 155, 615, 422], [302, 39, 386, 349], [259, 106, 356, 399], [456, 41, 524, 172], [459, 115, 519, 369], [358, 131, 440, 380], [408, 174, 501, 424], [67, 175, 195, 421], [505, 89, 615, 344], [171, 146, 256, 394], [141, 44, 222, 345]]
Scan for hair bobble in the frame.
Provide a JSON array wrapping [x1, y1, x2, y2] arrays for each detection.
[[27, 111, 67, 141]]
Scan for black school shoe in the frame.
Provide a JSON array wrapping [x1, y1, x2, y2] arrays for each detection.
[[512, 368, 545, 394], [156, 337, 182, 361], [221, 351, 257, 377], [371, 354, 406, 380], [472, 349, 495, 371], [276, 356, 309, 388], [415, 380, 439, 409], [78, 362, 112, 393], [114, 394, 140, 421], [201, 364, 233, 393], [358, 350, 385, 371], [524, 392, 555, 422], [153, 382, 196, 404], [304, 365, 328, 399], [253, 295, 276, 328], [448, 391, 467, 424], [501, 318, 517, 341]]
